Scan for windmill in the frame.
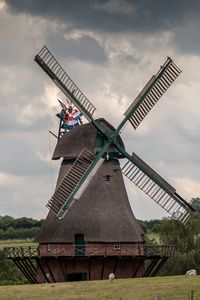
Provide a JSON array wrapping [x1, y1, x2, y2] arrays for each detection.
[[35, 46, 194, 224], [5, 46, 195, 284], [4, 44, 197, 285]]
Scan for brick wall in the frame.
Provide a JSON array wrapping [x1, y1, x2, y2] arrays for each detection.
[[36, 256, 145, 283], [39, 242, 144, 257]]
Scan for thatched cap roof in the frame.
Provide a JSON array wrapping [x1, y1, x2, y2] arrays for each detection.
[[52, 118, 125, 160], [37, 160, 144, 244]]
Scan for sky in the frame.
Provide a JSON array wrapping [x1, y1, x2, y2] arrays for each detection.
[[0, 0, 199, 220]]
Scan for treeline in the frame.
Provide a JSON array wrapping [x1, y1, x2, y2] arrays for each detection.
[[0, 216, 163, 240], [0, 198, 199, 240], [139, 219, 161, 234], [0, 216, 44, 240]]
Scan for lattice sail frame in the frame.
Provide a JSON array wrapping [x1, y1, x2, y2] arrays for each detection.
[[47, 148, 104, 219], [35, 46, 96, 121], [124, 57, 182, 129], [121, 152, 192, 224]]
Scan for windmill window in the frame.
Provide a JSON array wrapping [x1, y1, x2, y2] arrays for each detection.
[[75, 234, 85, 256], [114, 243, 121, 250], [47, 244, 52, 252], [44, 272, 50, 283], [105, 175, 111, 182]]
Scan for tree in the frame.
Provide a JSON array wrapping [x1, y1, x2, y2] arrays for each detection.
[[0, 250, 28, 285], [159, 214, 200, 275], [190, 198, 200, 218], [0, 216, 14, 230]]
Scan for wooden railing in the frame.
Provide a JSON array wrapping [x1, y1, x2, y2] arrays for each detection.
[[4, 246, 39, 258], [144, 245, 176, 257], [4, 244, 176, 259]]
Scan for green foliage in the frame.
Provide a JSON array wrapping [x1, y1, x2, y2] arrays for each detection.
[[139, 219, 161, 234], [139, 197, 200, 276], [0, 216, 44, 240], [0, 216, 14, 230], [0, 249, 28, 285], [0, 216, 43, 284], [0, 216, 43, 230], [0, 227, 41, 240], [159, 213, 200, 275], [191, 197, 200, 218]]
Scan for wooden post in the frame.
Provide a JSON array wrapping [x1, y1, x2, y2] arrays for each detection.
[[189, 290, 194, 300]]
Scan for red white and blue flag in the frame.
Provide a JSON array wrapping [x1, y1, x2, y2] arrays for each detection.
[[58, 98, 83, 130], [64, 109, 83, 130]]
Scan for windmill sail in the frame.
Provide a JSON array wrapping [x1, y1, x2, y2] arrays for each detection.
[[47, 148, 104, 219], [34, 46, 96, 121], [124, 57, 181, 130], [121, 152, 195, 224]]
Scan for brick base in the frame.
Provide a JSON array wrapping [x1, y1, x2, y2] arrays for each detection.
[[36, 256, 144, 283]]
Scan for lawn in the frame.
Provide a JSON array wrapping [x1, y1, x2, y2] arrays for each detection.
[[0, 276, 199, 300], [0, 239, 38, 250]]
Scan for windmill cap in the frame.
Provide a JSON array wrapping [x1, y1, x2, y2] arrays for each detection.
[[52, 118, 125, 160]]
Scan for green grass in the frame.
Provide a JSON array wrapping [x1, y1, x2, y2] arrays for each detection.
[[0, 239, 38, 249], [0, 276, 199, 300]]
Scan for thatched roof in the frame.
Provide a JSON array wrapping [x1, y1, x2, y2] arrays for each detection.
[[52, 118, 125, 160], [38, 159, 144, 244]]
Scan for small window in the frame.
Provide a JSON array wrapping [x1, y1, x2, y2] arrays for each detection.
[[44, 272, 50, 283], [114, 243, 121, 250], [75, 234, 85, 256], [105, 175, 111, 182], [47, 244, 52, 252]]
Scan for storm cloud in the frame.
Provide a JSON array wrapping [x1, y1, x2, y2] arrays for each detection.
[[0, 0, 199, 220]]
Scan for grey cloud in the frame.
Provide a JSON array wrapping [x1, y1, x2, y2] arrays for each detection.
[[0, 90, 54, 133], [0, 175, 51, 218], [91, 0, 136, 15], [1, 0, 199, 220], [124, 120, 200, 183], [45, 34, 107, 64], [173, 22, 200, 55], [5, 0, 200, 34], [0, 135, 48, 176]]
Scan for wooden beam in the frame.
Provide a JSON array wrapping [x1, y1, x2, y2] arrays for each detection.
[[36, 258, 50, 283], [46, 258, 56, 283]]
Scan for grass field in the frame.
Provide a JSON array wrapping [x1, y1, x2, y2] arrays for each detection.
[[0, 276, 199, 300], [0, 239, 38, 250]]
